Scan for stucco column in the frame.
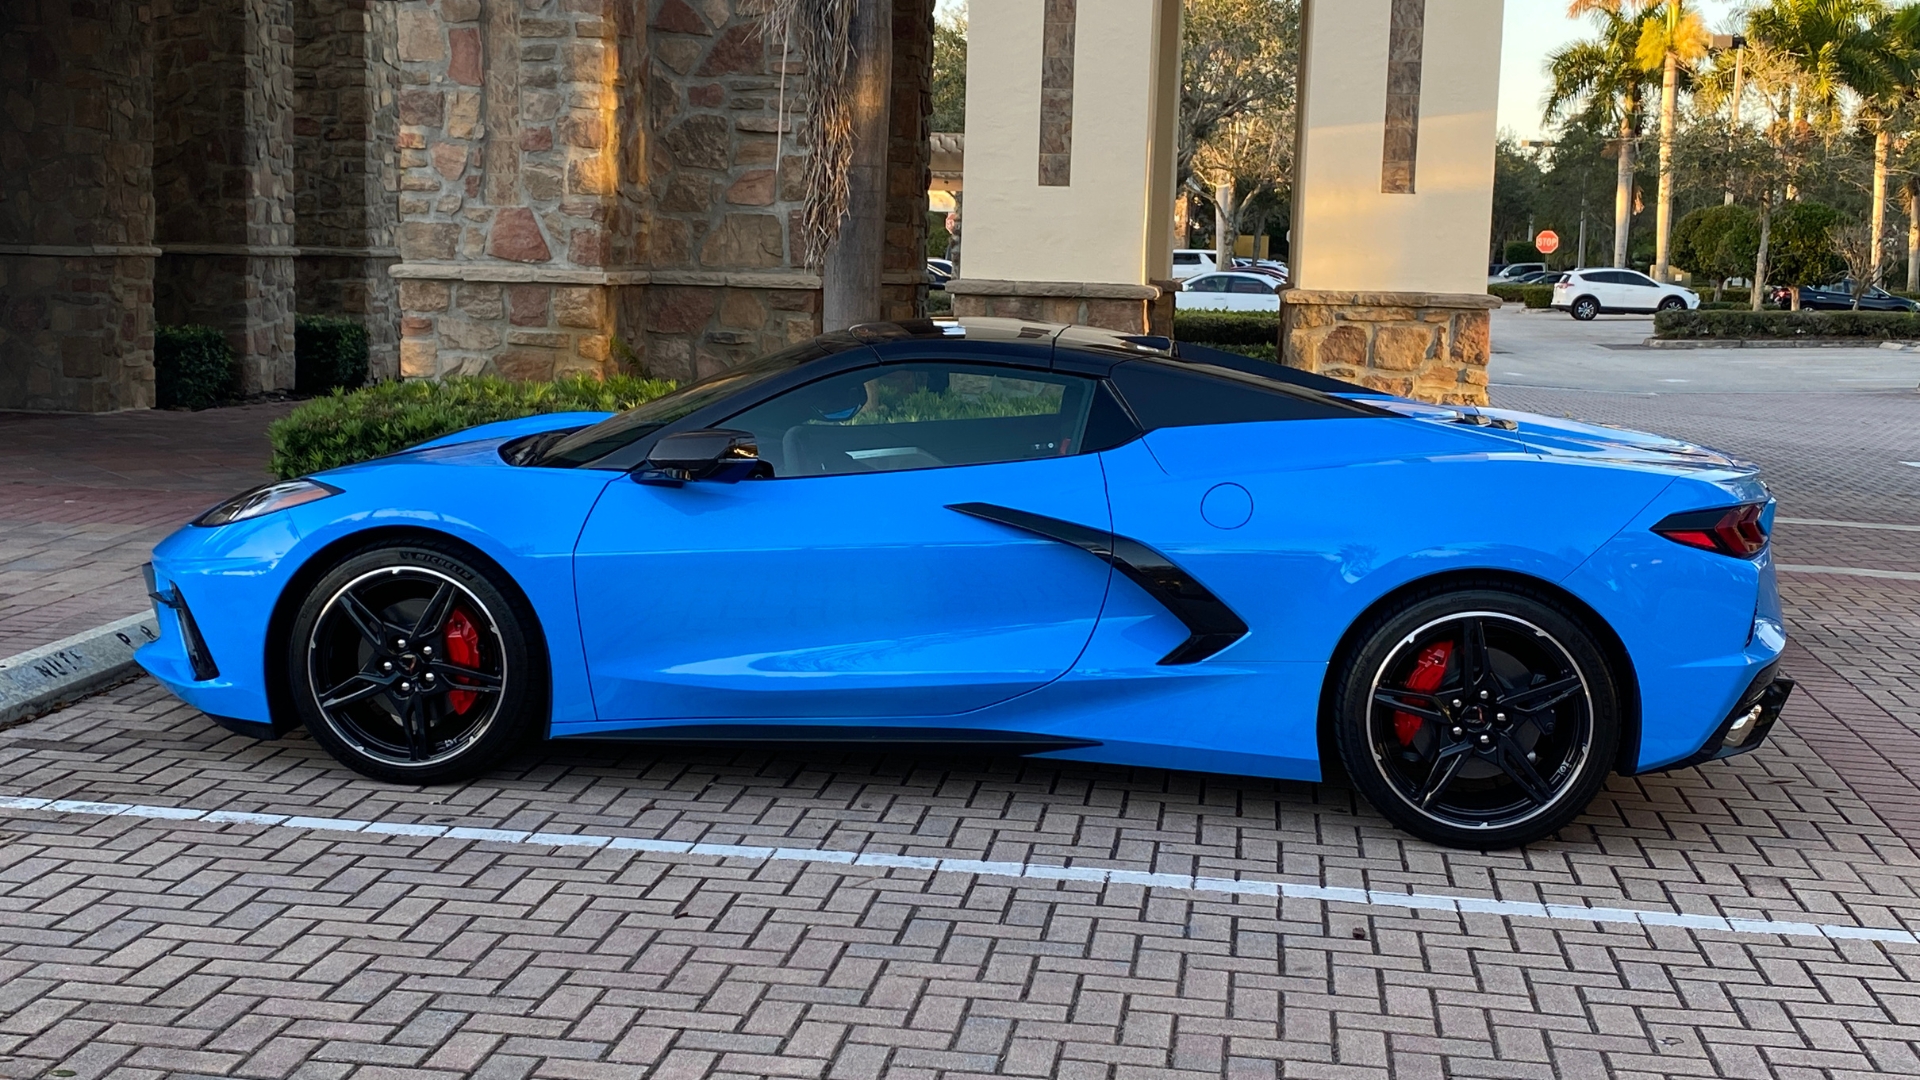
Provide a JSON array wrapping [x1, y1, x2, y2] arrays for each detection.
[[0, 1, 158, 412], [948, 0, 1180, 333], [1283, 0, 1503, 405]]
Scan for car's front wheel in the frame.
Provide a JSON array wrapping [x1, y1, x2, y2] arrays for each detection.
[[1657, 296, 1687, 312], [1569, 296, 1600, 321], [1331, 585, 1621, 849], [288, 540, 544, 783]]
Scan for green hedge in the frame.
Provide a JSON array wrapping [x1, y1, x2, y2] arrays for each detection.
[[155, 325, 239, 410], [268, 374, 676, 479], [1490, 283, 1556, 308], [1172, 310, 1279, 346], [295, 315, 370, 395], [1653, 309, 1920, 339]]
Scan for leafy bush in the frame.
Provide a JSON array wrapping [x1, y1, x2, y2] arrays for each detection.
[[1653, 308, 1920, 339], [1768, 202, 1845, 288], [155, 325, 239, 410], [1489, 284, 1555, 307], [1502, 240, 1540, 265], [1488, 284, 1528, 303], [269, 374, 676, 479], [1173, 310, 1279, 346], [294, 315, 370, 395]]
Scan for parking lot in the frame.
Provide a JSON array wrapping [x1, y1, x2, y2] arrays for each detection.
[[3, 316, 1920, 1079]]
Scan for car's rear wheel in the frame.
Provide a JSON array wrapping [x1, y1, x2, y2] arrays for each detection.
[[1657, 296, 1686, 312], [289, 541, 543, 783], [1569, 296, 1600, 320], [1331, 586, 1620, 849]]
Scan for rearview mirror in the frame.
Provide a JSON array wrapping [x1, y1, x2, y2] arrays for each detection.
[[633, 429, 772, 486]]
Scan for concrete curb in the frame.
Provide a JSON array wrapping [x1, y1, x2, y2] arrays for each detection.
[[1643, 336, 1920, 349], [0, 613, 159, 728]]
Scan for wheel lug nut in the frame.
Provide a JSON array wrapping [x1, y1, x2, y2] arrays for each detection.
[[1526, 751, 1537, 762], [1452, 699, 1462, 708], [1478, 735, 1491, 746], [1451, 727, 1464, 737], [1495, 713, 1506, 723], [421, 645, 433, 656], [399, 681, 412, 692], [381, 661, 393, 672], [1479, 690, 1490, 700], [396, 638, 408, 650], [423, 673, 435, 684]]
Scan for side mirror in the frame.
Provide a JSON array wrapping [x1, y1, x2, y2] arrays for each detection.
[[633, 428, 772, 486]]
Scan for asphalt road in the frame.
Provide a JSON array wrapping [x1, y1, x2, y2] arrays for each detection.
[[1489, 306, 1920, 393]]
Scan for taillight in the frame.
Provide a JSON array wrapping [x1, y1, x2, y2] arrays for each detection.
[[1652, 503, 1768, 557]]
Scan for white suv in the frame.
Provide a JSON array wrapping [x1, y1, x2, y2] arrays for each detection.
[[1552, 269, 1699, 320], [1171, 249, 1220, 279]]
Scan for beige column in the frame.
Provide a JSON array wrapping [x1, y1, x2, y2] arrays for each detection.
[[947, 0, 1180, 333], [1283, 0, 1503, 404]]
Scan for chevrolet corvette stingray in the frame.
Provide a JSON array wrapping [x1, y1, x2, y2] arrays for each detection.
[[137, 318, 1792, 848]]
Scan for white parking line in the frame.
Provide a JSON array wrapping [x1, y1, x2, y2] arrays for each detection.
[[1777, 517, 1920, 533], [1, 795, 1912, 947], [1778, 564, 1920, 582]]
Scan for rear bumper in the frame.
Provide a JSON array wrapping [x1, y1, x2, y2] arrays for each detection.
[[1631, 663, 1794, 774]]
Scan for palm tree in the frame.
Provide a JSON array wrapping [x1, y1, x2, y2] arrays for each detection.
[[1547, 4, 1654, 268], [1634, 1, 1710, 281], [1748, 0, 1902, 279]]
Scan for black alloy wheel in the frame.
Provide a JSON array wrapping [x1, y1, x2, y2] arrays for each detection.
[[289, 541, 543, 782], [1570, 296, 1600, 321], [1657, 296, 1686, 312], [1333, 587, 1620, 849]]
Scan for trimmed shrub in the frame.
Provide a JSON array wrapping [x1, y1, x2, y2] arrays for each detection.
[[1488, 284, 1528, 303], [294, 315, 370, 395], [1653, 308, 1920, 339], [1519, 285, 1554, 309], [268, 373, 676, 479], [1172, 310, 1279, 346], [154, 325, 239, 410]]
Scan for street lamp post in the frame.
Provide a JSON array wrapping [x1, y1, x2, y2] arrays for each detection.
[[1711, 33, 1746, 207]]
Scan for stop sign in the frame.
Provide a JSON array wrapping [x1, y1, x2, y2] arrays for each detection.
[[1535, 230, 1561, 255]]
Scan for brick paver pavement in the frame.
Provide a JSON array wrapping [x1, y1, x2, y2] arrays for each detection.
[[0, 406, 292, 657], [0, 387, 1916, 1078]]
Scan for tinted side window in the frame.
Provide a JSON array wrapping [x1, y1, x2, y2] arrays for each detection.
[[1187, 275, 1229, 292], [722, 362, 1096, 477], [1620, 272, 1657, 287], [1230, 277, 1276, 294], [1109, 361, 1378, 429]]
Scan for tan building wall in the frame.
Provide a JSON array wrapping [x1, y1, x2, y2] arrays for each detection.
[[1290, 0, 1501, 295]]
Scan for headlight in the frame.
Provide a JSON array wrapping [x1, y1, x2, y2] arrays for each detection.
[[194, 479, 341, 527]]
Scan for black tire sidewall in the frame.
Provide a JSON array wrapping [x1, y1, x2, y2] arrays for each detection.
[[1332, 586, 1621, 849], [1571, 298, 1599, 320], [288, 541, 543, 783]]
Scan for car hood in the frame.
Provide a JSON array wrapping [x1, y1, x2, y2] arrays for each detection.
[[1368, 398, 1754, 475]]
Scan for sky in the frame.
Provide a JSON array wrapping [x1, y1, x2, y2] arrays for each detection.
[[1498, 0, 1745, 142]]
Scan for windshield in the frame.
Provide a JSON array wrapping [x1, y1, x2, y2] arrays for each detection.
[[534, 339, 853, 467]]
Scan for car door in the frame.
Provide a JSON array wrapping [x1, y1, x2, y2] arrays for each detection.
[[1614, 270, 1663, 311], [1229, 275, 1281, 312], [571, 358, 1117, 723], [1179, 274, 1233, 310]]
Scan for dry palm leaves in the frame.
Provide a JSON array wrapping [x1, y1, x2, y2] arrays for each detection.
[[748, 0, 857, 268]]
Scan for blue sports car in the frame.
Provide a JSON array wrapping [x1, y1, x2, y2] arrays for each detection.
[[138, 319, 1792, 848]]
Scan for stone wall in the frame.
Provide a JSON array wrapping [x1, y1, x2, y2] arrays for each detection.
[[1280, 289, 1496, 406], [0, 1, 158, 412], [294, 0, 401, 381], [152, 0, 299, 395], [881, 0, 933, 323]]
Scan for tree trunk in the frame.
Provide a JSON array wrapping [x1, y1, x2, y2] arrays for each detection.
[[820, 0, 893, 332], [1612, 112, 1635, 269], [1751, 195, 1772, 313], [1872, 128, 1890, 287], [1908, 175, 1919, 293], [1654, 53, 1677, 280], [1214, 179, 1233, 271]]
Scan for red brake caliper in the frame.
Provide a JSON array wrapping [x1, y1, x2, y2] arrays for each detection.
[[1394, 641, 1454, 746], [444, 609, 481, 715]]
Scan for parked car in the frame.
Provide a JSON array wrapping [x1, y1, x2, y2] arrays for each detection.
[[1175, 271, 1283, 312], [1171, 249, 1221, 279], [1551, 268, 1699, 320], [1489, 262, 1545, 285], [925, 259, 952, 290], [1233, 257, 1290, 279], [1767, 281, 1918, 311], [1514, 271, 1561, 285], [137, 318, 1792, 849]]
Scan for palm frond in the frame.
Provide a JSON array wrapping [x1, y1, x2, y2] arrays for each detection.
[[747, 0, 858, 268]]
